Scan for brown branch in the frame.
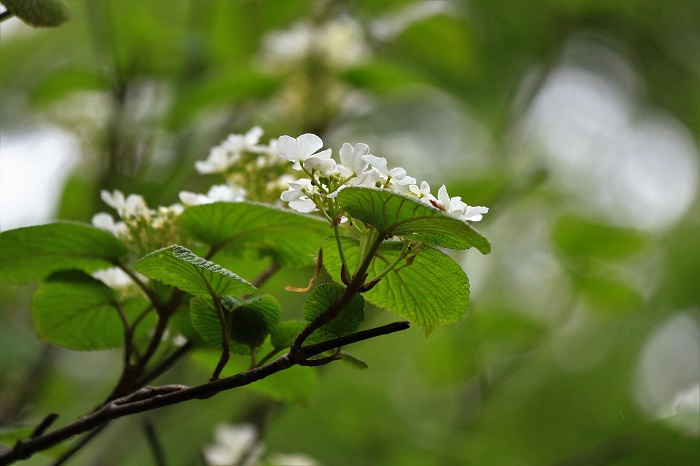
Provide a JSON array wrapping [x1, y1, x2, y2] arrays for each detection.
[[0, 321, 410, 465]]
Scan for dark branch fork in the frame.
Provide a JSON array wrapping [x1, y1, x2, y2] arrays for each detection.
[[0, 321, 409, 465]]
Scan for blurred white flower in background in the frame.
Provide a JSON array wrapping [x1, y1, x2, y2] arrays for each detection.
[[657, 383, 700, 436], [203, 424, 262, 466]]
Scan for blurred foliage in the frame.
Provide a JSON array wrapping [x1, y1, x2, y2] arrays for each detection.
[[1, 0, 699, 465]]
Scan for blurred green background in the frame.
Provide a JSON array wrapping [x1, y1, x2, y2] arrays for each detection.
[[1, 0, 698, 465]]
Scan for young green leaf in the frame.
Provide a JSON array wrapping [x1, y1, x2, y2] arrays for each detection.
[[303, 283, 365, 340], [337, 187, 490, 253], [322, 237, 469, 334], [270, 321, 307, 349], [1, 0, 71, 27], [0, 223, 127, 284], [179, 202, 330, 266], [339, 351, 369, 370], [190, 295, 281, 349], [227, 295, 282, 347], [31, 271, 125, 351], [134, 245, 254, 298]]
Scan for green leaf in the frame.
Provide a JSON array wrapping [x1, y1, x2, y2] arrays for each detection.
[[179, 202, 330, 267], [323, 237, 470, 334], [1, 0, 71, 27], [227, 295, 282, 347], [134, 245, 255, 298], [337, 187, 490, 253], [0, 223, 128, 284], [270, 320, 307, 349], [303, 283, 365, 340], [190, 295, 280, 349], [31, 271, 125, 351], [553, 216, 647, 261], [339, 351, 369, 370]]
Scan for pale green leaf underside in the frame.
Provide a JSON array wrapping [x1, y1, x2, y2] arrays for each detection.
[[337, 187, 490, 253], [322, 237, 469, 333], [303, 283, 364, 339], [135, 245, 254, 298], [179, 202, 330, 267], [31, 272, 124, 351], [0, 222, 127, 284]]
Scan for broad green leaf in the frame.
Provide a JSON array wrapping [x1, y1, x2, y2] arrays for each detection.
[[190, 297, 227, 349], [190, 295, 281, 349], [1, 0, 71, 27], [553, 216, 647, 260], [323, 237, 469, 333], [270, 321, 307, 349], [31, 271, 125, 351], [337, 187, 490, 253], [303, 283, 364, 340], [179, 202, 330, 266], [134, 245, 254, 298], [227, 295, 281, 347], [0, 223, 128, 284]]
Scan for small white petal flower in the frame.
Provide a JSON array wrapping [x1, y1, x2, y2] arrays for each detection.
[[203, 424, 263, 466], [289, 198, 318, 213], [338, 142, 370, 177], [207, 184, 246, 202], [195, 146, 234, 174], [409, 181, 434, 200], [221, 126, 264, 154], [101, 190, 152, 218], [434, 185, 488, 222], [92, 267, 139, 289], [278, 133, 332, 170], [280, 179, 313, 202], [91, 212, 128, 237]]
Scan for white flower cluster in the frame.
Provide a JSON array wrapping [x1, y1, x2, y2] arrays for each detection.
[[92, 190, 184, 252], [194, 126, 275, 175], [278, 133, 488, 222], [260, 17, 370, 70]]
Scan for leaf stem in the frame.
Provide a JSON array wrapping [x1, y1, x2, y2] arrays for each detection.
[[333, 223, 349, 274], [369, 240, 411, 282]]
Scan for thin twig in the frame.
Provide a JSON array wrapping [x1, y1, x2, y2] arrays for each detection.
[[143, 420, 167, 466], [0, 321, 410, 465]]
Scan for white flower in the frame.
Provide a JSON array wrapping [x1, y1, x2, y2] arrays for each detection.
[[91, 212, 129, 237], [203, 424, 263, 466], [195, 146, 233, 174], [179, 185, 246, 206], [409, 181, 434, 200], [220, 126, 264, 153], [362, 154, 414, 185], [100, 190, 153, 218], [658, 384, 700, 436], [280, 179, 318, 213], [435, 185, 488, 222], [338, 142, 370, 177], [92, 267, 140, 289], [280, 179, 313, 202], [277, 134, 332, 171]]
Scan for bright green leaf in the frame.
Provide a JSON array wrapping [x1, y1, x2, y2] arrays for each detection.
[[31, 271, 125, 351], [179, 202, 330, 266], [270, 321, 307, 349], [323, 237, 469, 334], [190, 295, 280, 349], [134, 245, 255, 298], [303, 283, 365, 340], [337, 187, 490, 253], [0, 223, 128, 284]]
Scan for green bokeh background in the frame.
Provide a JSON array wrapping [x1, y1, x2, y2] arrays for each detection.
[[1, 1, 698, 465]]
